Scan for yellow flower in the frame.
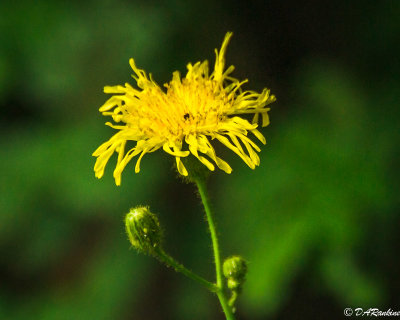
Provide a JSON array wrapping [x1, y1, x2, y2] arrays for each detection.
[[93, 32, 275, 185]]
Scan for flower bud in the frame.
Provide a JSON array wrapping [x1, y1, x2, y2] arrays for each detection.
[[125, 206, 162, 255], [223, 256, 247, 290]]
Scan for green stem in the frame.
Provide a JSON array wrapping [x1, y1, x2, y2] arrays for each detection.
[[195, 178, 235, 320], [217, 291, 235, 319], [156, 248, 218, 293]]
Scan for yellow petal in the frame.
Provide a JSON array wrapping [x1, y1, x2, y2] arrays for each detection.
[[215, 134, 255, 169], [213, 32, 233, 83], [176, 157, 188, 176], [251, 129, 266, 144], [135, 149, 148, 173], [163, 142, 190, 157]]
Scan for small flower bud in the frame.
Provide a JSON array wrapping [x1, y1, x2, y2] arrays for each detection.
[[223, 256, 247, 290], [125, 206, 162, 255], [227, 278, 240, 290]]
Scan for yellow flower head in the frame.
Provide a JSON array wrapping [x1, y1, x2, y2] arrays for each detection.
[[93, 32, 276, 185]]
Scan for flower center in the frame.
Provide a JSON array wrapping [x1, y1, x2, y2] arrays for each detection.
[[161, 78, 231, 138]]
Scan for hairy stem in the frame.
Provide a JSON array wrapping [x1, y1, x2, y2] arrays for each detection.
[[156, 248, 218, 293], [195, 178, 235, 320]]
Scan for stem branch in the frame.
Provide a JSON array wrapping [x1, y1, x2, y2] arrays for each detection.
[[156, 249, 218, 293]]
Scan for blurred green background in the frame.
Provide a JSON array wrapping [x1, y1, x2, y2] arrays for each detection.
[[1, 1, 399, 319]]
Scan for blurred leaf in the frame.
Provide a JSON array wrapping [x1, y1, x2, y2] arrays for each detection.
[[214, 61, 390, 317]]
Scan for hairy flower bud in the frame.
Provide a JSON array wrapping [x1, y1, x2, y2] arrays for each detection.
[[223, 256, 247, 290], [125, 206, 162, 255]]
